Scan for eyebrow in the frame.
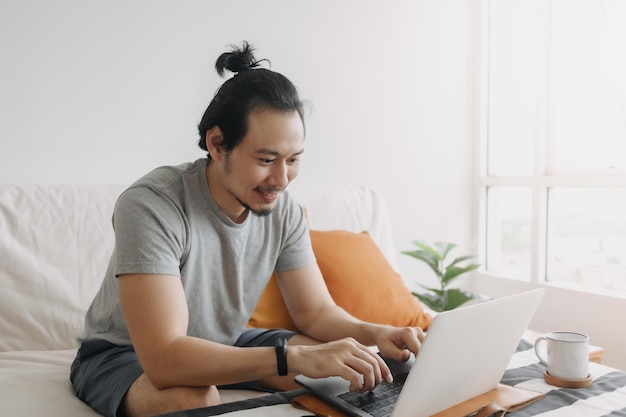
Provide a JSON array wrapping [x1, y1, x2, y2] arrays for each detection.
[[254, 148, 305, 157]]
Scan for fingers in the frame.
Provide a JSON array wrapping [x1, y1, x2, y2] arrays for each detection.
[[378, 326, 426, 363], [405, 327, 425, 354], [336, 338, 386, 392], [294, 338, 389, 392], [372, 348, 394, 384], [354, 344, 388, 391]]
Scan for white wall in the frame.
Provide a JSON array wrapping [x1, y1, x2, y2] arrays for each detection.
[[0, 0, 474, 288]]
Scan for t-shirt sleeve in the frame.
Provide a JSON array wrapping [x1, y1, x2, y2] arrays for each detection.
[[274, 196, 316, 272], [112, 186, 187, 277]]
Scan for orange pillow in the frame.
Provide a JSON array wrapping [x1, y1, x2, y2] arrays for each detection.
[[247, 230, 431, 331]]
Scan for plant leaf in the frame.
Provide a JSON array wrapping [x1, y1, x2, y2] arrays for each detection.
[[416, 284, 445, 296], [446, 254, 477, 268], [412, 292, 445, 312], [401, 250, 442, 279], [442, 263, 481, 284], [442, 288, 475, 311], [434, 241, 456, 261], [411, 240, 443, 261]]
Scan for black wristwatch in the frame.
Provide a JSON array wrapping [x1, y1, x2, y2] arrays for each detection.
[[275, 337, 288, 376]]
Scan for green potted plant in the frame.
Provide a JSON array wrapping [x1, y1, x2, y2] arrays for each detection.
[[402, 241, 481, 312]]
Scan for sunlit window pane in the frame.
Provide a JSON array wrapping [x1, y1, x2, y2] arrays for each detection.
[[548, 0, 626, 173], [486, 187, 532, 279], [547, 188, 626, 292], [487, 0, 536, 176], [483, 0, 626, 295]]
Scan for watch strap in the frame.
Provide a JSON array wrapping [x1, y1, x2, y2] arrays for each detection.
[[275, 337, 288, 376]]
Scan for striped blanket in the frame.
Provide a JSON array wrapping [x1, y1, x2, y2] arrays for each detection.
[[502, 340, 626, 416], [162, 340, 626, 417]]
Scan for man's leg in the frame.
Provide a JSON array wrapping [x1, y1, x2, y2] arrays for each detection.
[[122, 374, 219, 417], [72, 332, 315, 417], [124, 329, 316, 415], [71, 339, 219, 417]]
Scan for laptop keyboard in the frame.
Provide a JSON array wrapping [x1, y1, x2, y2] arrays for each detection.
[[337, 372, 409, 417]]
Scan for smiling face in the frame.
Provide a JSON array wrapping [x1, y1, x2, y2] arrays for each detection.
[[205, 109, 305, 223]]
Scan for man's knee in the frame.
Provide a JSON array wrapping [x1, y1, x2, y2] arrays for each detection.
[[174, 385, 220, 410], [123, 374, 220, 417]]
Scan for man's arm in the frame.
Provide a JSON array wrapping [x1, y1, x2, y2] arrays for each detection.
[[119, 272, 397, 393], [118, 273, 282, 389], [277, 264, 424, 362], [276, 264, 376, 342]]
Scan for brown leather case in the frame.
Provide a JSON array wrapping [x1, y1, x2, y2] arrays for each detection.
[[291, 384, 544, 417], [291, 393, 352, 417], [431, 384, 545, 417]]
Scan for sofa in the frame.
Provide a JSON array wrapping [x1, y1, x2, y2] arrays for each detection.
[[0, 184, 432, 417]]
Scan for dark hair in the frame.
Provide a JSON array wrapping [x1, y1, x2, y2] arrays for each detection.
[[197, 41, 305, 159]]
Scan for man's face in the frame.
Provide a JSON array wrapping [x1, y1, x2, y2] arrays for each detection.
[[215, 109, 305, 220]]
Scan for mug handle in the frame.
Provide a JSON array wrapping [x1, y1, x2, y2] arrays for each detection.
[[534, 336, 548, 365]]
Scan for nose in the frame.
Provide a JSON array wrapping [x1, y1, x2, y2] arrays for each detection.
[[268, 162, 290, 188]]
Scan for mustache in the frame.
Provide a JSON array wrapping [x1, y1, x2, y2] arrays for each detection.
[[254, 187, 283, 193]]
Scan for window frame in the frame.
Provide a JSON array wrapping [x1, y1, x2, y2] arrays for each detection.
[[472, 0, 626, 298]]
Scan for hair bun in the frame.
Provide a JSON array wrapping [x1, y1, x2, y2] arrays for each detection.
[[215, 41, 268, 77]]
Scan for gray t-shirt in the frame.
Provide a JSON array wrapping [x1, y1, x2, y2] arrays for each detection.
[[81, 158, 315, 346]]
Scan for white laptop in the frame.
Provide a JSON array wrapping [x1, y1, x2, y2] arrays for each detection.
[[295, 288, 545, 417]]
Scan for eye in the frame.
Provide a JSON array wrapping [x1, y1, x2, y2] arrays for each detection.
[[287, 157, 300, 165], [258, 158, 275, 164]]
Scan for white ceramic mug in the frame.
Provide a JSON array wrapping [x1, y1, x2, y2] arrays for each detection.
[[534, 331, 589, 380]]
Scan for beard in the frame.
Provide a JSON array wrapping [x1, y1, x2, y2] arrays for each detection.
[[234, 194, 272, 217], [228, 187, 281, 217]]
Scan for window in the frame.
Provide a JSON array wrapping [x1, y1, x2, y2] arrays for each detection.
[[478, 0, 626, 295]]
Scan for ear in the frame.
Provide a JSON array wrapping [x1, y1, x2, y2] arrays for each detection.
[[205, 126, 225, 161]]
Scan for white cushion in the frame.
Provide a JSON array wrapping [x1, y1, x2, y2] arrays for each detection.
[[291, 185, 397, 269], [0, 349, 101, 416], [0, 185, 125, 351], [0, 348, 267, 416]]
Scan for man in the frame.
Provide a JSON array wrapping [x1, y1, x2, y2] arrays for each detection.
[[71, 42, 424, 417]]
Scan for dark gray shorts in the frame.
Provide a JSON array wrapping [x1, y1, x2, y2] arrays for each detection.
[[70, 328, 297, 417]]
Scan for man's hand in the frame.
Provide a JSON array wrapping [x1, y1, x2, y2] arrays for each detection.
[[288, 338, 392, 392], [374, 326, 426, 363]]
